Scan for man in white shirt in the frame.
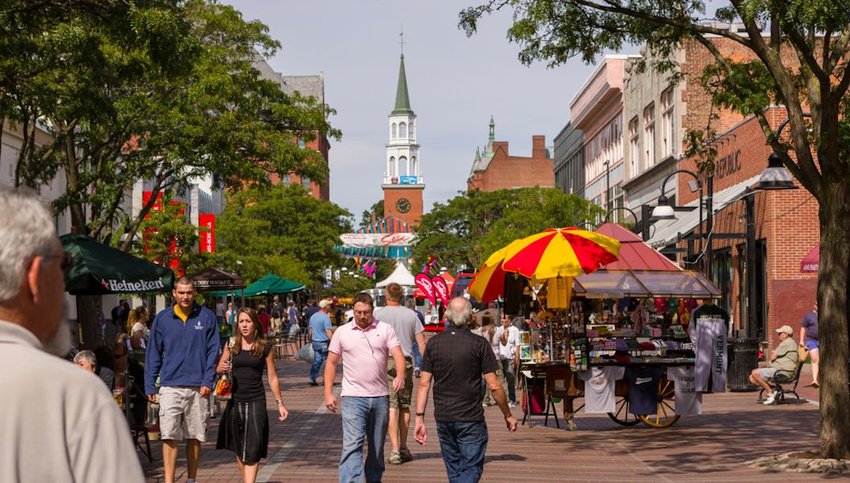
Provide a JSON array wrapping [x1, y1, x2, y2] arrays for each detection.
[[0, 187, 144, 483], [495, 313, 520, 405]]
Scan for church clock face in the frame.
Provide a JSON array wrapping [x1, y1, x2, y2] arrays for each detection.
[[396, 197, 411, 214]]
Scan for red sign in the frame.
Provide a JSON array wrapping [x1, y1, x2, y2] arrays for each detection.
[[415, 273, 436, 305], [199, 214, 215, 253], [432, 276, 449, 305]]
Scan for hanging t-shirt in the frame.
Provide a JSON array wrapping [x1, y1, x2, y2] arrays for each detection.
[[688, 304, 729, 393], [577, 366, 625, 414], [626, 366, 662, 415], [666, 366, 703, 416]]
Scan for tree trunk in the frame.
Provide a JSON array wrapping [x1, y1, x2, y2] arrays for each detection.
[[818, 182, 850, 459], [76, 295, 103, 350]]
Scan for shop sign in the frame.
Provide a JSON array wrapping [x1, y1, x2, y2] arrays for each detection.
[[199, 214, 215, 253], [715, 150, 741, 180], [339, 233, 415, 247]]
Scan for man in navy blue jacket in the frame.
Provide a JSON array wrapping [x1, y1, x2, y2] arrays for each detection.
[[146, 276, 219, 483]]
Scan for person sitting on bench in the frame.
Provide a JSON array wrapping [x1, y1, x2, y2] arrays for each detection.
[[749, 325, 799, 405]]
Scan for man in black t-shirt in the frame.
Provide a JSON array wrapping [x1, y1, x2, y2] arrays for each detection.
[[413, 297, 517, 482]]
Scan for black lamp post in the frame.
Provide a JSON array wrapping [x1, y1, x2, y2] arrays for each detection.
[[651, 169, 708, 276], [603, 206, 647, 239]]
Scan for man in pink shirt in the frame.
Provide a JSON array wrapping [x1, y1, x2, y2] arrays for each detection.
[[324, 292, 406, 483]]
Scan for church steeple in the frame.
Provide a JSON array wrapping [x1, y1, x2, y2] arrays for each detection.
[[392, 54, 413, 115], [487, 115, 495, 154]]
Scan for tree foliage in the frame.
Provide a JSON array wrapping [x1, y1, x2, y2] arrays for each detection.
[[359, 199, 385, 228], [215, 185, 352, 288], [461, 0, 850, 459], [0, 0, 339, 247], [128, 191, 212, 276], [412, 187, 602, 273]]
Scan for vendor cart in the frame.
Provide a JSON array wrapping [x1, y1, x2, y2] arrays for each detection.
[[513, 224, 722, 430]]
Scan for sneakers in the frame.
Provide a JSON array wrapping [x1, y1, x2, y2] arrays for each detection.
[[387, 451, 403, 465], [399, 447, 413, 462], [414, 368, 421, 378], [508, 401, 517, 408], [763, 392, 777, 405], [308, 380, 319, 386]]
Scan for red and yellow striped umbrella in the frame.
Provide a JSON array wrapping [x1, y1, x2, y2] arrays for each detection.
[[501, 227, 620, 280], [467, 247, 509, 303]]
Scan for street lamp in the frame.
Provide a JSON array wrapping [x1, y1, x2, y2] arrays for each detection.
[[753, 115, 801, 190], [652, 169, 707, 274]]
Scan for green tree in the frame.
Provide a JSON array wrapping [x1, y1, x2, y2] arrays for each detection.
[[128, 191, 212, 276], [0, 0, 338, 245], [412, 187, 601, 273], [461, 0, 850, 458], [359, 199, 384, 228], [215, 185, 352, 288]]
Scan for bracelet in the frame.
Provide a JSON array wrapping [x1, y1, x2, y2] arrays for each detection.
[[415, 412, 425, 417], [276, 399, 283, 406]]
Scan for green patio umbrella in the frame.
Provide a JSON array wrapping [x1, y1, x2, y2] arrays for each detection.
[[60, 234, 175, 295], [242, 273, 305, 297]]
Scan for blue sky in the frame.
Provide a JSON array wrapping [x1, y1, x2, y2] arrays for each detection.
[[223, 0, 598, 219]]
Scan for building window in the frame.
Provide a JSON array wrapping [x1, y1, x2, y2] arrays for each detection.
[[297, 137, 306, 148], [399, 122, 407, 138], [629, 116, 639, 176], [389, 156, 396, 178], [399, 156, 408, 176], [392, 123, 397, 139], [410, 156, 417, 177], [643, 103, 655, 168], [661, 88, 675, 157], [409, 122, 415, 139], [301, 176, 311, 190]]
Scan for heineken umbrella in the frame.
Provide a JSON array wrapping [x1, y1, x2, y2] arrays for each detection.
[[190, 267, 244, 292], [60, 234, 175, 295], [243, 273, 305, 297]]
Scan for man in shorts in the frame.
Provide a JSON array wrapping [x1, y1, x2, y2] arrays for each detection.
[[749, 324, 799, 405], [374, 283, 427, 464], [146, 276, 219, 483]]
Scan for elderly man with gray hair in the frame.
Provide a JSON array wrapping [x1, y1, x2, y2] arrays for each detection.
[[0, 187, 144, 482], [414, 296, 517, 483]]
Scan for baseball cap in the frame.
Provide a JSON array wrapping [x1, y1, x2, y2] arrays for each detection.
[[775, 325, 794, 335], [318, 299, 332, 309]]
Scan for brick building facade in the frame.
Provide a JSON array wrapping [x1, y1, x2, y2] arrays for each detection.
[[670, 108, 818, 345], [467, 117, 553, 192]]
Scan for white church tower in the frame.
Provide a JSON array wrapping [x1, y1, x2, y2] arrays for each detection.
[[383, 44, 424, 225]]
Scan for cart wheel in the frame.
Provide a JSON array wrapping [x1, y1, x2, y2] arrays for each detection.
[[607, 396, 640, 426], [638, 378, 680, 429]]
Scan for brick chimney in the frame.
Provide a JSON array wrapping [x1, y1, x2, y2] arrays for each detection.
[[532, 135, 546, 159]]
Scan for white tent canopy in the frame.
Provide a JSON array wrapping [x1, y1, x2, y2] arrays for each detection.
[[376, 262, 416, 288]]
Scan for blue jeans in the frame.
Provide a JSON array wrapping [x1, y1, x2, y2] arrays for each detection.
[[310, 341, 329, 382], [500, 359, 517, 403], [339, 396, 389, 483], [412, 340, 422, 369], [435, 420, 488, 483]]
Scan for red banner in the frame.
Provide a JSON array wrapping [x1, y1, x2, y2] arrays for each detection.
[[199, 214, 215, 253], [432, 276, 449, 305], [414, 273, 436, 305]]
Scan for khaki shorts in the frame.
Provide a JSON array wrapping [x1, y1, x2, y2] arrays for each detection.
[[158, 386, 209, 442], [387, 357, 414, 409]]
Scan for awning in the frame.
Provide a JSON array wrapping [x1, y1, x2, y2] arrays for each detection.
[[595, 223, 680, 271], [647, 175, 760, 248], [60, 234, 174, 295], [573, 269, 720, 299], [801, 244, 819, 272], [376, 263, 416, 287], [243, 273, 305, 296]]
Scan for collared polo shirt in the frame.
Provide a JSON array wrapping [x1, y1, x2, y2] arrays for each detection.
[[329, 319, 400, 397], [421, 324, 499, 422]]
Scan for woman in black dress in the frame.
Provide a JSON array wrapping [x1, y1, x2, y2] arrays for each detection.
[[216, 308, 288, 483]]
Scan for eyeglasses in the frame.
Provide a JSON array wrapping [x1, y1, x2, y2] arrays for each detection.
[[42, 251, 75, 273]]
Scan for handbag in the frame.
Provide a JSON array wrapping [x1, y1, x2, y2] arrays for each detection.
[[296, 343, 315, 364], [798, 345, 810, 362], [214, 374, 232, 398]]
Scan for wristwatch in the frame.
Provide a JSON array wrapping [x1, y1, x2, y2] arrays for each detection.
[[415, 412, 425, 417]]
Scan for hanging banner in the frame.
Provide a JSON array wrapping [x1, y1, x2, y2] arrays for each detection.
[[199, 214, 215, 253], [415, 273, 436, 305], [432, 276, 449, 305], [340, 232, 415, 247]]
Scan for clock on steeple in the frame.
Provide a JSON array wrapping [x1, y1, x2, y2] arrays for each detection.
[[382, 42, 424, 226]]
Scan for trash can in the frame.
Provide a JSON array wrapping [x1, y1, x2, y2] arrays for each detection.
[[727, 338, 759, 391]]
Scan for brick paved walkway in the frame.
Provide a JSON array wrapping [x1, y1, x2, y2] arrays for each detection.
[[141, 356, 824, 482]]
